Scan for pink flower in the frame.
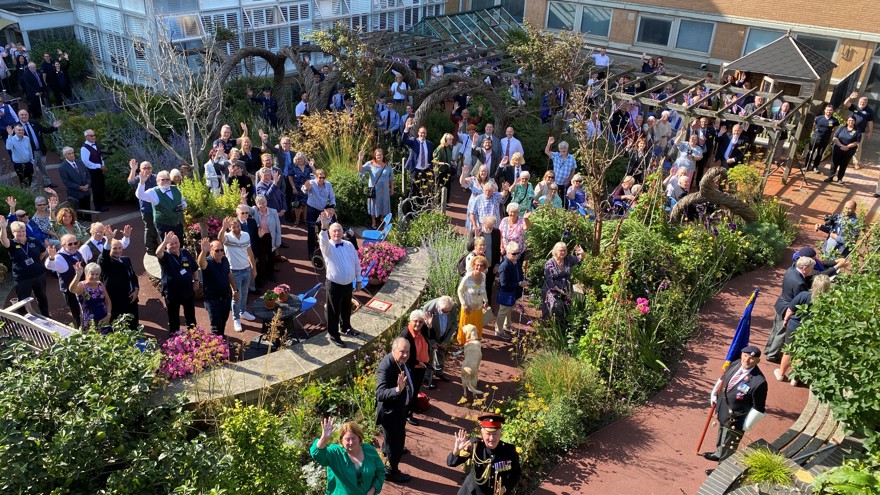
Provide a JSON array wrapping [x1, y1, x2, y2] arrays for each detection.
[[636, 297, 650, 315]]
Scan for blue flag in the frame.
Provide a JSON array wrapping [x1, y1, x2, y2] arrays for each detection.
[[723, 289, 759, 370]]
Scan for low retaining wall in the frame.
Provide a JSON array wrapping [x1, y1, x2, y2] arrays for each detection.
[[160, 246, 430, 405]]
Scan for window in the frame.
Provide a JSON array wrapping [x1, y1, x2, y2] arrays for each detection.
[[636, 16, 672, 46], [743, 28, 783, 55], [161, 14, 204, 41], [580, 6, 611, 38], [547, 2, 576, 31], [797, 34, 837, 62], [471, 0, 494, 9], [675, 20, 713, 53], [500, 0, 524, 22]]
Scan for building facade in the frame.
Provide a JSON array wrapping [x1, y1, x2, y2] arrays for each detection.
[[68, 0, 445, 82]]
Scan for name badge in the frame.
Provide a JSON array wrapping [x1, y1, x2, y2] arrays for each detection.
[[24, 258, 34, 266], [179, 268, 188, 275]]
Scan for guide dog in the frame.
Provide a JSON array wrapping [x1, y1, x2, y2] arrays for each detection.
[[460, 324, 483, 396]]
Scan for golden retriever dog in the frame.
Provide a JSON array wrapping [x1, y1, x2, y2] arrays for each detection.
[[460, 324, 483, 396]]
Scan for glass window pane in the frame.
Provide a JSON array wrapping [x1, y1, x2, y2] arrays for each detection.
[[675, 19, 713, 53], [580, 6, 611, 38], [547, 2, 575, 31], [471, 0, 494, 10], [744, 28, 784, 55], [637, 17, 671, 46], [501, 0, 524, 21], [797, 35, 837, 61]]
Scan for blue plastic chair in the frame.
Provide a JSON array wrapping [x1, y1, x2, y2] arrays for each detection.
[[295, 282, 325, 330], [362, 213, 392, 245], [353, 261, 376, 289], [665, 197, 677, 212]]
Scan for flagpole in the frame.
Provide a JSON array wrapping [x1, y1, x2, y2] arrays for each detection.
[[696, 381, 721, 454]]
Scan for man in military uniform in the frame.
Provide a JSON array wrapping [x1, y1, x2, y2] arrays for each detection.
[[703, 345, 768, 472], [448, 414, 521, 494]]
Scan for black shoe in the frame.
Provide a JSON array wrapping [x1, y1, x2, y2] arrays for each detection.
[[702, 452, 720, 461], [765, 356, 781, 364], [427, 383, 437, 390], [705, 469, 715, 476], [823, 177, 833, 183], [386, 471, 412, 483], [331, 337, 346, 348], [343, 328, 361, 336], [437, 374, 451, 382], [402, 448, 411, 455], [280, 242, 289, 248], [46, 183, 58, 188], [406, 416, 420, 426]]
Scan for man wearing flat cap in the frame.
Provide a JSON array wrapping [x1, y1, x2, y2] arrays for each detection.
[[448, 413, 521, 494], [704, 345, 768, 466]]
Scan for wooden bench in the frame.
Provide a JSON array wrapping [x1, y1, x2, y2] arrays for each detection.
[[0, 297, 78, 351]]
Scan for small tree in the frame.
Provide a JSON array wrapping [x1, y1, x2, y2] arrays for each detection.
[[103, 25, 226, 181]]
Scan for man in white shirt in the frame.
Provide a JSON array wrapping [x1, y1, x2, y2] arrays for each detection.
[[499, 126, 524, 161], [390, 73, 408, 104], [219, 216, 257, 332], [295, 92, 309, 119], [318, 211, 361, 348], [79, 222, 131, 263], [135, 169, 187, 242], [591, 47, 611, 79]]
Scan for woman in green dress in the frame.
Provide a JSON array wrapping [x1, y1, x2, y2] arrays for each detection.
[[311, 418, 385, 495]]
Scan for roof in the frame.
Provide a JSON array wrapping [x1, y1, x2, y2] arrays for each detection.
[[724, 35, 837, 81]]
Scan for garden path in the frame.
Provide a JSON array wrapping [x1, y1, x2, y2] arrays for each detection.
[[532, 136, 880, 495]]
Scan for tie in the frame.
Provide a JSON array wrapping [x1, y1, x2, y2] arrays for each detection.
[[403, 365, 413, 405], [727, 368, 748, 391], [420, 141, 427, 169], [505, 139, 511, 159], [33, 71, 43, 88], [385, 111, 389, 129], [514, 166, 520, 179], [25, 124, 38, 151]]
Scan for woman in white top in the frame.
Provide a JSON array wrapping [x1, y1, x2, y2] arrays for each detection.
[[460, 164, 496, 230]]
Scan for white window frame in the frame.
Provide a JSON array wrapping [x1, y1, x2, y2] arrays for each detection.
[[578, 5, 612, 40], [794, 33, 839, 62], [742, 27, 784, 56], [634, 14, 715, 55], [545, 1, 577, 32]]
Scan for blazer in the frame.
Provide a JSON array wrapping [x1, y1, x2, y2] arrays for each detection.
[[494, 163, 529, 186], [714, 134, 749, 166], [59, 158, 92, 202], [401, 133, 435, 172], [773, 265, 810, 315], [498, 257, 523, 298], [18, 119, 57, 153], [248, 206, 281, 250], [479, 133, 502, 153], [716, 360, 767, 430], [471, 147, 502, 177], [21, 69, 46, 100], [375, 353, 410, 424], [466, 228, 502, 270], [421, 297, 459, 344]]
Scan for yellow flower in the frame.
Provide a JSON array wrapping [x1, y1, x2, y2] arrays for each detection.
[[457, 397, 468, 405], [678, 233, 683, 239], [696, 248, 702, 253], [516, 446, 523, 453], [745, 242, 750, 247], [737, 231, 743, 236], [494, 408, 502, 414], [491, 385, 498, 391], [709, 236, 714, 241]]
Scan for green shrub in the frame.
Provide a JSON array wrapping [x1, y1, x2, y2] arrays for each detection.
[[754, 197, 798, 242], [741, 222, 789, 267], [524, 206, 592, 288], [392, 211, 455, 247], [104, 161, 136, 203], [54, 111, 131, 157], [813, 450, 880, 494], [423, 228, 468, 301], [743, 447, 794, 487], [727, 161, 764, 202], [31, 38, 91, 80], [328, 167, 370, 226]]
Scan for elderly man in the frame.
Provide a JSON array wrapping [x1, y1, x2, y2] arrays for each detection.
[[496, 241, 525, 340], [764, 256, 816, 362], [448, 414, 522, 495], [79, 223, 130, 264], [715, 124, 749, 168], [21, 62, 46, 119], [470, 183, 509, 232], [544, 136, 578, 193], [704, 345, 768, 468], [376, 337, 415, 484], [156, 231, 198, 334], [136, 168, 186, 242], [219, 215, 257, 331], [127, 160, 159, 253], [303, 169, 336, 260], [255, 166, 286, 219], [98, 233, 140, 331], [197, 238, 236, 336], [59, 146, 91, 210], [422, 295, 458, 385], [4, 123, 34, 187], [45, 234, 86, 327], [740, 95, 768, 146], [16, 109, 61, 188], [81, 129, 109, 211], [319, 211, 361, 348], [467, 215, 502, 303]]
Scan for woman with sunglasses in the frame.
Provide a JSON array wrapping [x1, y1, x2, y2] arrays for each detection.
[[311, 418, 385, 495], [532, 170, 556, 207]]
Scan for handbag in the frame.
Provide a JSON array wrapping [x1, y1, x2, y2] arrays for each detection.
[[366, 165, 387, 199], [497, 290, 516, 307]]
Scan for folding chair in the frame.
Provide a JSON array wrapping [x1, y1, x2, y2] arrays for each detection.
[[353, 261, 376, 289], [362, 213, 392, 245], [295, 282, 324, 333], [665, 197, 677, 212]]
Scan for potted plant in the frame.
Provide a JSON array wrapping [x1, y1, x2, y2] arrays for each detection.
[[358, 241, 407, 285], [273, 284, 291, 303], [263, 289, 280, 309]]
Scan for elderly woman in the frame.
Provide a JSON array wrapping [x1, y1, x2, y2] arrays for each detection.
[[359, 148, 394, 229], [52, 205, 89, 244], [457, 255, 488, 345], [0, 218, 50, 316], [777, 274, 832, 385], [69, 262, 112, 332], [311, 418, 385, 495], [539, 183, 563, 208], [664, 166, 690, 202], [400, 309, 432, 424], [542, 242, 585, 319], [249, 194, 282, 285], [566, 174, 587, 211], [288, 152, 313, 227], [672, 129, 703, 184], [499, 202, 531, 266], [611, 176, 638, 211], [510, 171, 534, 212], [169, 168, 183, 186], [532, 170, 556, 207], [460, 164, 495, 230], [30, 196, 59, 248]]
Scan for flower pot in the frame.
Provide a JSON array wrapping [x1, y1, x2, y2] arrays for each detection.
[[368, 277, 383, 286], [265, 299, 276, 309], [279, 292, 289, 303]]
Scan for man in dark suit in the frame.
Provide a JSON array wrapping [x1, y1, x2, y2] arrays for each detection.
[[421, 295, 458, 386], [375, 338, 414, 483], [21, 62, 46, 119], [472, 136, 502, 178], [704, 345, 768, 467], [59, 146, 91, 210], [479, 123, 502, 154], [691, 116, 717, 184], [98, 232, 140, 331], [714, 123, 749, 168], [17, 108, 60, 187], [401, 120, 434, 198], [764, 255, 815, 362], [494, 155, 529, 186]]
